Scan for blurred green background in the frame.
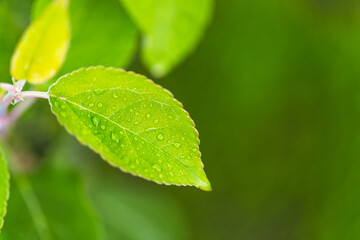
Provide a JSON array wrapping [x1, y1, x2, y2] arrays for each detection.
[[3, 0, 360, 239]]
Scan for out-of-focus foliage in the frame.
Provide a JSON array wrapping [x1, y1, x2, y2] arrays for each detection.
[[0, 160, 100, 239], [49, 66, 210, 190], [32, 0, 138, 76], [3, 0, 360, 239], [120, 0, 213, 77], [0, 145, 9, 231], [10, 0, 70, 84], [89, 173, 190, 240], [0, 0, 31, 83]]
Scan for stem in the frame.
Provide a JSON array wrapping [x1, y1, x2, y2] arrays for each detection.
[[0, 83, 14, 92], [0, 93, 14, 116], [0, 81, 48, 134], [21, 91, 49, 99]]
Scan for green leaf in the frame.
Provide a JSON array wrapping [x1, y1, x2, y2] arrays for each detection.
[[48, 66, 211, 191], [119, 0, 213, 77], [0, 145, 10, 231], [10, 0, 70, 84], [32, 0, 138, 75], [0, 162, 101, 240]]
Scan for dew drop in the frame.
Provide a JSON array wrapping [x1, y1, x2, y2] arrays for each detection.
[[154, 119, 159, 124], [174, 143, 181, 148], [130, 108, 134, 112], [152, 164, 162, 172], [101, 125, 106, 130], [88, 103, 94, 107], [92, 116, 100, 127], [113, 93, 118, 98], [60, 104, 66, 109], [159, 174, 164, 178], [157, 133, 164, 141], [94, 89, 105, 95], [146, 113, 151, 118], [98, 103, 103, 108], [111, 133, 119, 143]]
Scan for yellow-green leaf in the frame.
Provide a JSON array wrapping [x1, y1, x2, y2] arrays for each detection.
[[10, 0, 70, 84], [48, 66, 211, 191]]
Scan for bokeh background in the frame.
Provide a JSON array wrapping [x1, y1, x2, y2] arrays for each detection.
[[2, 0, 360, 239]]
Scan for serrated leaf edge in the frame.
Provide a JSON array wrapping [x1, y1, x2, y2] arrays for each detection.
[[48, 66, 211, 191]]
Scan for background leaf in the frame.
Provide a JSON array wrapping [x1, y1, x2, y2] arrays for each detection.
[[0, 160, 101, 240], [0, 0, 31, 83], [48, 66, 211, 190], [0, 145, 10, 231], [32, 0, 138, 76], [10, 0, 70, 84], [119, 0, 213, 77]]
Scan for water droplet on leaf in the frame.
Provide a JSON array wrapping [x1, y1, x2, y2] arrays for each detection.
[[157, 133, 164, 141], [92, 116, 100, 127], [111, 133, 119, 143], [152, 164, 162, 172]]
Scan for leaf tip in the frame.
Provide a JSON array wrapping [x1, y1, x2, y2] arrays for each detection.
[[194, 171, 212, 191]]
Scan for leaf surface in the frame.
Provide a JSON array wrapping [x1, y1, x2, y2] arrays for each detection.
[[48, 66, 211, 190], [120, 0, 213, 77], [10, 0, 70, 84], [0, 145, 9, 231]]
